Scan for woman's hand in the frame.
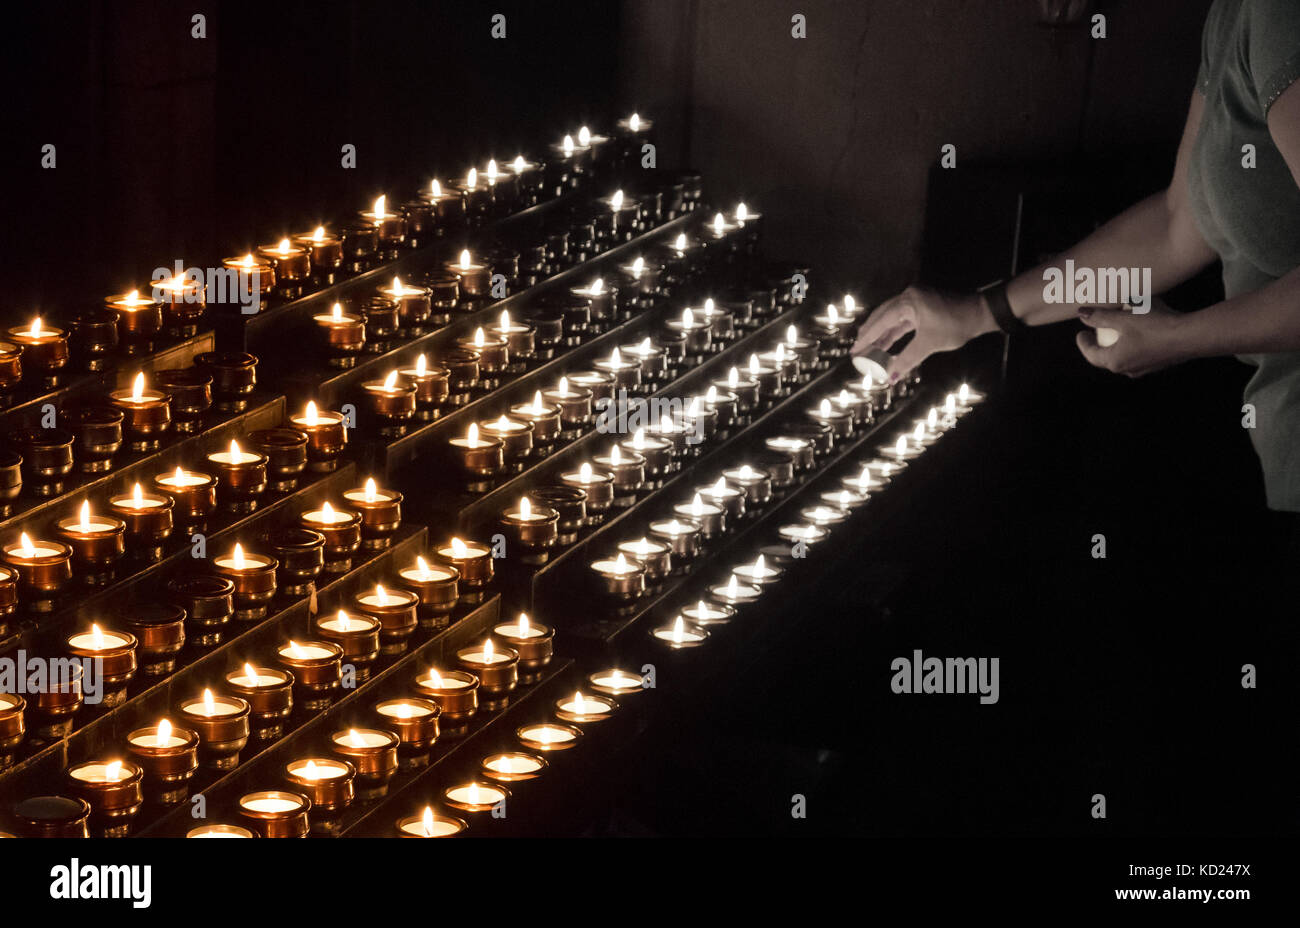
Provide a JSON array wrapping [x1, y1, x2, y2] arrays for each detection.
[[1075, 300, 1192, 377], [850, 286, 992, 382]]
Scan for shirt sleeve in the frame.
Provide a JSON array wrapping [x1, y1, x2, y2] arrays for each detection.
[[1247, 0, 1300, 114]]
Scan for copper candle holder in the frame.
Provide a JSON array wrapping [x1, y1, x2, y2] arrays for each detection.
[[449, 423, 503, 489], [7, 319, 69, 387], [354, 585, 419, 656], [153, 273, 207, 337], [593, 445, 645, 506], [186, 823, 255, 838], [12, 795, 89, 838], [0, 693, 24, 770], [258, 238, 311, 293], [126, 720, 200, 805], [330, 727, 400, 798], [0, 564, 15, 630], [440, 347, 481, 406], [560, 464, 615, 523], [398, 355, 451, 420], [196, 351, 258, 413], [372, 697, 441, 769], [418, 270, 462, 318], [10, 427, 75, 497], [211, 544, 278, 621], [294, 226, 345, 283], [434, 537, 493, 594], [396, 805, 467, 838], [566, 369, 617, 403], [445, 249, 490, 297], [647, 518, 702, 564], [363, 371, 418, 434], [28, 663, 82, 743], [378, 277, 432, 332], [313, 303, 366, 366], [289, 403, 347, 472], [617, 536, 673, 583], [0, 341, 23, 402], [226, 664, 294, 742], [361, 195, 407, 257], [238, 790, 310, 838], [500, 496, 560, 564], [621, 430, 673, 482], [299, 502, 362, 573], [442, 780, 509, 818], [109, 481, 175, 561], [459, 331, 509, 389], [276, 640, 342, 712], [66, 624, 137, 707], [695, 478, 744, 524], [413, 668, 478, 735], [492, 613, 553, 683], [342, 480, 402, 550], [109, 372, 172, 451], [222, 253, 275, 303], [0, 451, 19, 518], [714, 369, 761, 413], [341, 219, 379, 271], [55, 502, 127, 584], [315, 609, 381, 680], [456, 639, 518, 707], [178, 689, 251, 769], [123, 603, 186, 676], [2, 534, 73, 610], [555, 690, 617, 725], [106, 289, 163, 347], [481, 750, 547, 785], [517, 721, 582, 753], [153, 467, 217, 531], [588, 667, 648, 698], [66, 759, 144, 837], [75, 308, 123, 368], [591, 553, 646, 604], [532, 485, 586, 544], [170, 575, 234, 648], [155, 367, 214, 434], [61, 405, 123, 473], [249, 427, 310, 492], [268, 527, 325, 597], [509, 392, 562, 449], [397, 557, 459, 628], [285, 757, 355, 825], [207, 439, 268, 513], [722, 464, 773, 508]]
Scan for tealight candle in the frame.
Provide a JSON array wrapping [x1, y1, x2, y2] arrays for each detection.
[[617, 536, 672, 581], [289, 402, 347, 472], [664, 307, 711, 357], [681, 598, 736, 626], [413, 668, 479, 730], [559, 462, 615, 521], [65, 624, 137, 706], [652, 615, 708, 649], [492, 613, 553, 680], [398, 556, 459, 624], [0, 693, 26, 770], [353, 584, 419, 656], [673, 493, 726, 539], [543, 377, 594, 431], [330, 727, 400, 796], [478, 414, 532, 466], [801, 504, 848, 528], [342, 479, 403, 549], [593, 444, 645, 505], [696, 476, 744, 523], [7, 317, 69, 386], [55, 500, 126, 582], [225, 664, 294, 742], [449, 422, 504, 481], [257, 237, 309, 287], [238, 790, 310, 838], [620, 428, 673, 479], [500, 496, 560, 561], [153, 467, 218, 529], [396, 805, 467, 838], [126, 719, 200, 805], [315, 609, 382, 680], [206, 439, 268, 513], [361, 194, 407, 256], [378, 275, 433, 330], [106, 288, 163, 343], [481, 750, 547, 783], [187, 824, 255, 838], [435, 536, 493, 588], [294, 226, 344, 281], [276, 640, 343, 712], [109, 371, 171, 451], [108, 482, 174, 561], [647, 518, 702, 562], [442, 780, 508, 814], [445, 249, 490, 297], [732, 554, 784, 587], [67, 759, 144, 837], [778, 523, 829, 546], [714, 366, 761, 412], [299, 502, 362, 572], [211, 543, 278, 621], [517, 722, 582, 752], [178, 689, 251, 769], [587, 668, 646, 697], [221, 252, 275, 301], [882, 432, 924, 461], [765, 435, 815, 471], [2, 532, 73, 607], [457, 638, 519, 702], [153, 273, 206, 335], [285, 758, 355, 815], [555, 690, 616, 724], [509, 391, 562, 445], [312, 302, 366, 364], [372, 697, 441, 768], [591, 552, 646, 603], [398, 354, 451, 419], [823, 486, 871, 511], [421, 177, 467, 226], [708, 574, 763, 608]]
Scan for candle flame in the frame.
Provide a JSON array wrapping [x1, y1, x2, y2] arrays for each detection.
[[590, 277, 604, 295], [203, 688, 216, 714], [558, 376, 569, 393], [451, 537, 468, 557], [959, 383, 971, 403], [820, 398, 832, 417], [512, 155, 526, 172], [415, 353, 427, 375], [572, 690, 585, 713], [517, 613, 530, 634], [312, 226, 326, 242], [519, 497, 531, 519], [232, 543, 246, 569], [229, 439, 240, 458], [927, 408, 938, 429], [711, 477, 728, 495], [579, 461, 592, 481], [79, 500, 91, 532], [487, 158, 498, 178], [609, 444, 622, 465], [363, 478, 377, 502], [787, 325, 798, 346], [674, 233, 687, 250], [426, 669, 443, 687], [483, 638, 494, 661], [243, 663, 257, 681], [30, 317, 42, 336], [682, 308, 694, 327], [609, 346, 622, 366], [347, 728, 364, 748], [416, 555, 431, 577], [562, 134, 574, 156], [156, 719, 172, 747], [331, 302, 342, 321], [828, 304, 839, 324], [431, 179, 442, 197], [672, 616, 685, 643], [277, 238, 290, 255], [499, 309, 511, 331], [629, 113, 641, 131], [304, 401, 319, 425], [372, 195, 386, 218], [632, 255, 645, 274], [467, 782, 481, 804], [132, 483, 144, 507], [736, 202, 749, 222], [895, 435, 908, 455], [131, 371, 145, 401], [383, 370, 398, 390], [287, 640, 303, 658], [105, 761, 122, 781], [466, 423, 479, 444], [611, 189, 624, 210], [337, 609, 351, 631], [422, 806, 436, 836], [304, 760, 319, 780], [845, 294, 856, 313], [467, 167, 478, 188], [713, 212, 725, 233], [459, 249, 471, 270], [91, 624, 105, 649]]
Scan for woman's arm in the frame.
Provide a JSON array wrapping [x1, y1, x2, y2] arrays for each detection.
[[854, 92, 1218, 376], [1078, 79, 1300, 371]]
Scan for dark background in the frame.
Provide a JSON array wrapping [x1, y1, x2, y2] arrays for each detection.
[[6, 0, 1292, 839]]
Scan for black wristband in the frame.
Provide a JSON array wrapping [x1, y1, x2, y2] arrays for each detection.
[[984, 282, 1027, 335]]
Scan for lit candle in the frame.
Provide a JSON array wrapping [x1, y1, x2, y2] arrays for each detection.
[[206, 439, 268, 512], [647, 517, 703, 560], [293, 225, 344, 277], [651, 615, 708, 649], [413, 667, 479, 726], [257, 237, 309, 285], [211, 543, 278, 621], [481, 751, 546, 783], [65, 623, 137, 706], [449, 421, 505, 478], [555, 690, 616, 724], [587, 668, 646, 697], [66, 759, 144, 837], [373, 697, 441, 765], [681, 598, 735, 626], [285, 757, 355, 814], [732, 553, 784, 587], [106, 288, 163, 341], [225, 664, 293, 742], [591, 551, 646, 602], [312, 302, 366, 361], [397, 805, 466, 838], [315, 609, 382, 679], [442, 780, 508, 814], [6, 316, 69, 386], [289, 401, 347, 472], [354, 584, 419, 656], [329, 727, 400, 794], [108, 482, 173, 559], [362, 193, 407, 254], [500, 496, 560, 556], [456, 638, 519, 699], [275, 640, 343, 712], [55, 499, 126, 579], [559, 461, 615, 516], [444, 248, 489, 297], [178, 688, 250, 770], [492, 612, 553, 678], [221, 252, 275, 299], [238, 790, 310, 838], [109, 371, 171, 450], [517, 722, 582, 752], [435, 536, 493, 587], [673, 492, 726, 538], [398, 555, 459, 619], [126, 718, 200, 806], [153, 466, 217, 528]]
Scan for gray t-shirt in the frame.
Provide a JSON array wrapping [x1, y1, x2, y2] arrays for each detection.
[[1187, 0, 1300, 511]]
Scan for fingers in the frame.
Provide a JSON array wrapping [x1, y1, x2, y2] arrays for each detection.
[[852, 299, 914, 355], [886, 333, 930, 381], [1076, 307, 1129, 330], [1075, 329, 1110, 370]]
